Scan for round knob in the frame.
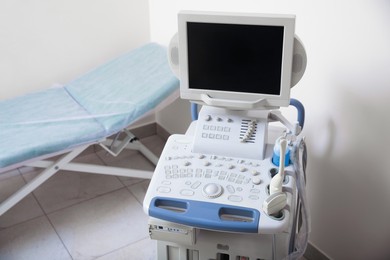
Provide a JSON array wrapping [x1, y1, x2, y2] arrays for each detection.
[[202, 183, 223, 199], [198, 154, 206, 159], [240, 167, 247, 172], [251, 170, 259, 176], [252, 176, 261, 185]]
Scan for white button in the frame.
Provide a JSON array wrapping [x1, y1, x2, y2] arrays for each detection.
[[228, 165, 235, 169], [204, 115, 211, 121], [240, 167, 247, 172], [228, 195, 243, 202], [204, 161, 211, 166], [161, 181, 171, 185], [252, 176, 261, 185], [191, 181, 202, 189], [183, 161, 191, 166], [157, 186, 171, 193], [226, 185, 235, 194], [180, 189, 195, 196], [227, 118, 233, 123], [249, 195, 259, 200], [251, 170, 259, 176]]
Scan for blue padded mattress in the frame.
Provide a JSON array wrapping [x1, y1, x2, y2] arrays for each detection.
[[0, 43, 179, 168]]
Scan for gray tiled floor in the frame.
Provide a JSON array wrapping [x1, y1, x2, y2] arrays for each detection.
[[0, 135, 163, 260]]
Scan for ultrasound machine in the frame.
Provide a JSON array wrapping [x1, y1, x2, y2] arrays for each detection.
[[143, 11, 309, 260]]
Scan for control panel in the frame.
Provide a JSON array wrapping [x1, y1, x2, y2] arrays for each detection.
[[143, 134, 296, 234], [192, 106, 269, 160]]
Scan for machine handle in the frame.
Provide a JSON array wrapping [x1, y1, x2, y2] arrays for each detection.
[[149, 197, 260, 233]]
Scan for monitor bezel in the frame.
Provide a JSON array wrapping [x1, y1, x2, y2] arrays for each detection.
[[178, 11, 296, 110]]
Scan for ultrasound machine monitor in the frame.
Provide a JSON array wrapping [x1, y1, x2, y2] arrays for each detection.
[[176, 11, 296, 110]]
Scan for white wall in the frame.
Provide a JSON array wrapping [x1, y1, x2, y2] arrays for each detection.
[[150, 1, 390, 259], [0, 0, 150, 100]]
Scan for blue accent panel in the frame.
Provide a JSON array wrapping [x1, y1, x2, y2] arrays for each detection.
[[191, 103, 198, 121], [149, 197, 260, 233], [289, 98, 305, 130], [272, 149, 291, 166]]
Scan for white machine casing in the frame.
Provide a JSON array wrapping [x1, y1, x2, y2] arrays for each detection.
[[143, 106, 297, 235], [145, 10, 308, 260]]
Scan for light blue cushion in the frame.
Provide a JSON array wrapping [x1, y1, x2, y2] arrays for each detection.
[[65, 43, 179, 135], [0, 88, 105, 167], [0, 43, 179, 168]]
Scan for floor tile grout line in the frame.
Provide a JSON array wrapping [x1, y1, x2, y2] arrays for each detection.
[[125, 181, 149, 207], [16, 167, 130, 216], [0, 185, 134, 228], [94, 235, 151, 259], [44, 213, 75, 260], [0, 214, 43, 232], [91, 144, 131, 190], [41, 184, 145, 260], [0, 168, 47, 231], [46, 184, 149, 260], [44, 185, 133, 216]]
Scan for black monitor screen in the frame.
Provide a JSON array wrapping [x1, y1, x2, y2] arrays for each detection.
[[187, 22, 284, 95]]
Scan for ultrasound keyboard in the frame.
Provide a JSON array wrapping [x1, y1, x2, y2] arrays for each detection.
[[143, 134, 296, 234]]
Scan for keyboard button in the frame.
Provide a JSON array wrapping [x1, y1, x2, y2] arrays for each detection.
[[228, 195, 243, 202], [180, 189, 195, 196], [191, 181, 202, 189], [226, 185, 235, 194], [252, 176, 261, 185], [157, 186, 171, 193]]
